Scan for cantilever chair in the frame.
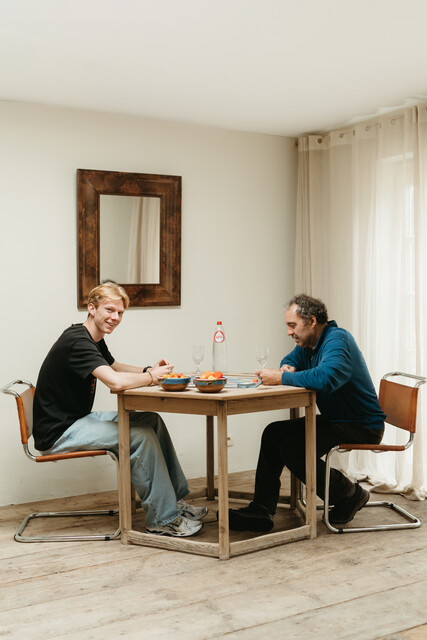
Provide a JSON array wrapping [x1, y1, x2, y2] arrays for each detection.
[[1, 379, 121, 542], [323, 371, 426, 534]]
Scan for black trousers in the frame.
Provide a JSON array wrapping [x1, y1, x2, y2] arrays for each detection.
[[253, 415, 384, 514]]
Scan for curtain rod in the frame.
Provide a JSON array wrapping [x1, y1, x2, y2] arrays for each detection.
[[296, 111, 411, 145]]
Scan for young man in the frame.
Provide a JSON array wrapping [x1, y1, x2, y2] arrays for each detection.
[[33, 282, 207, 537], [229, 293, 385, 532]]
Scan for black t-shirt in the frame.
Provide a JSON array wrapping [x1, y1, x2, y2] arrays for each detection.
[[33, 324, 115, 451]]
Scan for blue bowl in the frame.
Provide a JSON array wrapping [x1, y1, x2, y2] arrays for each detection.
[[193, 377, 227, 393], [158, 376, 191, 391]]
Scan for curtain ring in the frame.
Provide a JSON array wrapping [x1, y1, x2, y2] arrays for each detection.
[[365, 126, 371, 132], [317, 137, 322, 144]]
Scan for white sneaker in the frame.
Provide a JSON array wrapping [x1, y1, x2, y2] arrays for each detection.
[[146, 515, 203, 537], [177, 499, 209, 521]]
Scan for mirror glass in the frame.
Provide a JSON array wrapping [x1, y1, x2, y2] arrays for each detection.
[[77, 169, 181, 308], [100, 195, 160, 284]]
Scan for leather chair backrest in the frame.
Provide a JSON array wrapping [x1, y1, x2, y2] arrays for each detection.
[[379, 378, 418, 433]]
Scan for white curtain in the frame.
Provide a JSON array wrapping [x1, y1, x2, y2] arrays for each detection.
[[296, 103, 427, 499], [127, 196, 160, 284]]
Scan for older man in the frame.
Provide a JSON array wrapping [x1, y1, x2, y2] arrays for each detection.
[[229, 293, 385, 532], [33, 282, 207, 537]]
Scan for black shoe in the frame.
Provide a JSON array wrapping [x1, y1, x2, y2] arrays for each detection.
[[225, 502, 274, 532], [328, 484, 370, 525]]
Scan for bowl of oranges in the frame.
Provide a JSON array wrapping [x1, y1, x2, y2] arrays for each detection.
[[158, 372, 191, 392], [193, 371, 227, 393]]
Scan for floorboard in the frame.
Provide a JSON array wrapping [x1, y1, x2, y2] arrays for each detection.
[[1, 471, 427, 640]]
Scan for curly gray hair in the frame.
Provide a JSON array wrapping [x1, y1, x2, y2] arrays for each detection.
[[286, 294, 328, 324]]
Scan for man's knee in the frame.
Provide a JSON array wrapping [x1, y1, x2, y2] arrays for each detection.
[[261, 420, 287, 450], [261, 416, 303, 443], [129, 414, 168, 448]]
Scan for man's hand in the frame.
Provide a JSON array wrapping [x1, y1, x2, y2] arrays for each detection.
[[154, 358, 172, 368], [255, 368, 283, 386], [149, 361, 174, 384], [280, 364, 296, 373]]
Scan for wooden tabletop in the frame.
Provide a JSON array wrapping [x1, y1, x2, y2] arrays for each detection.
[[120, 383, 310, 400], [119, 383, 313, 417]]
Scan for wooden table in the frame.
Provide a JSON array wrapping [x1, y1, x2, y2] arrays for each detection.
[[117, 383, 317, 560]]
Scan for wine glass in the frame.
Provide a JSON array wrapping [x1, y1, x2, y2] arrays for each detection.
[[192, 345, 205, 376], [256, 346, 269, 370]]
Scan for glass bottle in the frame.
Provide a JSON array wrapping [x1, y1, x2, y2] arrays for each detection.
[[213, 321, 227, 372]]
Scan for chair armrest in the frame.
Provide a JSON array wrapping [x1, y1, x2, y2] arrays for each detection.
[[35, 450, 108, 462]]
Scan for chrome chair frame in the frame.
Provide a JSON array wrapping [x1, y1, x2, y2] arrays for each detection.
[[324, 372, 426, 534], [2, 379, 121, 542]]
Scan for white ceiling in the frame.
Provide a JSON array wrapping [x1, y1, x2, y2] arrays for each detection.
[[1, 0, 427, 137]]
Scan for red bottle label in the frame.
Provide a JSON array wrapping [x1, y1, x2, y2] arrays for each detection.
[[214, 330, 225, 343]]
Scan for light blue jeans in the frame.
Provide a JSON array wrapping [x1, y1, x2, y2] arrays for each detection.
[[43, 411, 190, 527]]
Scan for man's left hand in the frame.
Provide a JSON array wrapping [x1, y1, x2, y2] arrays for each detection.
[[155, 358, 172, 369]]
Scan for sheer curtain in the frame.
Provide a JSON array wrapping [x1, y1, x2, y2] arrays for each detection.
[[127, 196, 160, 284], [295, 103, 427, 499]]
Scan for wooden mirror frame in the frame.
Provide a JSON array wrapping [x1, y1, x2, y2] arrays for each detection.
[[77, 168, 181, 308]]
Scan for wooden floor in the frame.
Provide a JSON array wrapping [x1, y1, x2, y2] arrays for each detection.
[[2, 470, 427, 640]]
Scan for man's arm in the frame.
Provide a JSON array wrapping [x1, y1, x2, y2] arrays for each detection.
[[255, 346, 301, 386], [94, 358, 174, 392], [256, 335, 353, 390], [281, 335, 352, 392], [280, 345, 305, 370], [111, 357, 171, 374], [111, 361, 144, 374], [255, 364, 297, 386]]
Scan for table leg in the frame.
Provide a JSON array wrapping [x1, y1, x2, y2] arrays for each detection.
[[304, 393, 317, 538], [131, 484, 140, 514], [216, 402, 230, 560], [117, 394, 132, 543], [289, 407, 300, 509], [206, 415, 215, 500]]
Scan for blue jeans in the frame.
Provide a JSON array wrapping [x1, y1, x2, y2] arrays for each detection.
[[43, 411, 190, 527]]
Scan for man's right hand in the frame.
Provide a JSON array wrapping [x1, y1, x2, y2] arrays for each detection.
[[148, 362, 175, 384], [255, 368, 283, 385]]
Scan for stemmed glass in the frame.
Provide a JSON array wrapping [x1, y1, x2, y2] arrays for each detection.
[[256, 346, 269, 370], [192, 345, 205, 376]]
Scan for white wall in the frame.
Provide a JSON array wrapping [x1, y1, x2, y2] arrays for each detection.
[[0, 101, 298, 506]]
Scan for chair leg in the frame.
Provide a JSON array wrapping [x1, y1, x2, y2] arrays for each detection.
[[324, 500, 421, 534], [323, 448, 421, 534], [290, 472, 298, 509], [16, 450, 122, 543], [15, 508, 121, 543]]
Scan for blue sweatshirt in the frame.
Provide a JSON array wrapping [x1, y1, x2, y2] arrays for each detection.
[[280, 321, 385, 429]]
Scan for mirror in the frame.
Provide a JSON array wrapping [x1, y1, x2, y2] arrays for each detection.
[[77, 169, 181, 308], [100, 195, 161, 284]]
